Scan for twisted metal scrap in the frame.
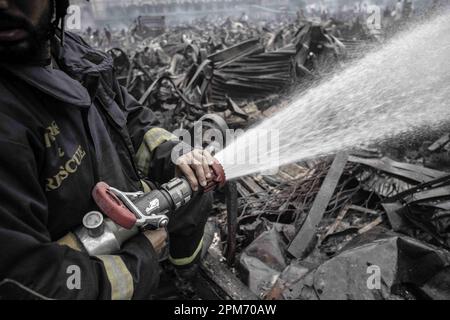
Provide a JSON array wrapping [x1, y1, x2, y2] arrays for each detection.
[[232, 161, 374, 254]]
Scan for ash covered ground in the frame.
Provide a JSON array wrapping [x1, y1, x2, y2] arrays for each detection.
[[76, 1, 450, 300]]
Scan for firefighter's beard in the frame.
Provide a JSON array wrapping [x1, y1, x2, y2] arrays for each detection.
[[0, 8, 52, 65]]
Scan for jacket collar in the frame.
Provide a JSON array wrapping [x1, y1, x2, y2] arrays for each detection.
[[1, 64, 92, 108], [52, 32, 115, 88]]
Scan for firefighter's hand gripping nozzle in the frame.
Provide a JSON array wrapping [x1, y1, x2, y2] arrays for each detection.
[[74, 160, 226, 256]]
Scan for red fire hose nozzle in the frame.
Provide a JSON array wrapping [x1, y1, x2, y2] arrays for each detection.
[[92, 159, 227, 230], [203, 159, 226, 192]]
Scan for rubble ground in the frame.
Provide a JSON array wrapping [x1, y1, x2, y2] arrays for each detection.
[[80, 11, 450, 300]]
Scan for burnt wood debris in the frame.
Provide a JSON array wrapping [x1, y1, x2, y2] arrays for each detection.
[[78, 5, 450, 300]]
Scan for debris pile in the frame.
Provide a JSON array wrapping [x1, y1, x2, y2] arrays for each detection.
[[83, 17, 350, 132], [214, 134, 450, 300], [80, 12, 450, 300]]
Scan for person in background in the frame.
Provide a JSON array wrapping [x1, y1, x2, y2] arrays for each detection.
[[394, 0, 404, 21]]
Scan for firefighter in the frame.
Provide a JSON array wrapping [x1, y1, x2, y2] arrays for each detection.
[[0, 0, 214, 299]]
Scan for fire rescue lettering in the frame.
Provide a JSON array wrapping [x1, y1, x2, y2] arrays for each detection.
[[44, 121, 61, 148], [46, 145, 86, 191]]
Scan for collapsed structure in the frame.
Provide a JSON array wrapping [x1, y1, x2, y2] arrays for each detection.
[[78, 8, 450, 300]]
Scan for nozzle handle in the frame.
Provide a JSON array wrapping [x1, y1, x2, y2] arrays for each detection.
[[92, 182, 137, 230]]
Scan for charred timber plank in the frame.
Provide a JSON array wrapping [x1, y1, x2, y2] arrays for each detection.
[[348, 156, 447, 183], [200, 247, 259, 300], [387, 161, 447, 179], [357, 216, 384, 234], [428, 133, 450, 152], [348, 205, 380, 215], [225, 182, 238, 266], [287, 152, 349, 259], [240, 177, 265, 197], [383, 174, 450, 203], [319, 205, 350, 245], [403, 186, 450, 203], [236, 182, 252, 198]]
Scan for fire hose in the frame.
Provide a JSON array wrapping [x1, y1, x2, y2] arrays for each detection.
[[74, 160, 226, 256]]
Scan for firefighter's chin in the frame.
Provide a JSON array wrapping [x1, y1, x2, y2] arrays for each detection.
[[0, 37, 38, 63], [0, 28, 29, 42]]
